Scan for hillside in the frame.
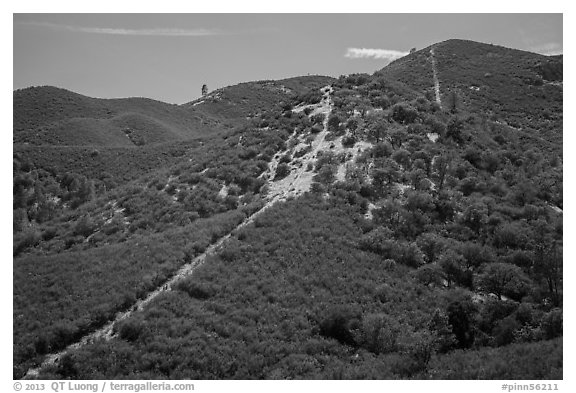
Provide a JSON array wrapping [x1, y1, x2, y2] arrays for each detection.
[[14, 86, 229, 147], [14, 41, 562, 380], [378, 39, 563, 152], [183, 75, 335, 120]]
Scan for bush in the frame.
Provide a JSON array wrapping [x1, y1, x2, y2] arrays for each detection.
[[279, 153, 292, 164], [274, 163, 291, 180], [311, 113, 325, 125], [310, 124, 323, 134], [313, 165, 336, 185], [174, 278, 217, 300], [493, 315, 521, 346], [446, 294, 477, 348], [477, 263, 533, 301], [395, 330, 437, 376], [391, 104, 418, 124], [382, 259, 397, 271], [428, 309, 457, 353], [374, 283, 396, 303], [540, 309, 562, 339], [394, 242, 425, 268], [446, 116, 465, 143], [392, 148, 412, 169], [361, 313, 402, 354], [117, 317, 144, 342], [57, 354, 78, 378], [414, 264, 444, 286], [327, 114, 341, 132], [319, 306, 360, 347], [371, 142, 393, 158], [14, 228, 41, 255], [42, 227, 58, 241], [342, 135, 357, 148], [73, 215, 97, 237]]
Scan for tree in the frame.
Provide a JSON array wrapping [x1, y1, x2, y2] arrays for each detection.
[[446, 116, 465, 144], [319, 306, 360, 347], [405, 190, 435, 213], [371, 142, 393, 158], [459, 241, 495, 269], [532, 220, 562, 306], [445, 89, 460, 114], [201, 84, 208, 96], [446, 293, 476, 348], [361, 313, 401, 354], [391, 148, 411, 169], [274, 163, 290, 180], [414, 264, 444, 286], [396, 329, 437, 376], [372, 159, 400, 190], [346, 118, 359, 135], [313, 165, 336, 185], [409, 168, 427, 189], [368, 119, 387, 143], [428, 309, 456, 353], [391, 103, 418, 124], [438, 250, 466, 288], [327, 114, 341, 132], [394, 242, 425, 267], [416, 232, 447, 263], [373, 200, 403, 230], [476, 263, 533, 301], [389, 128, 408, 149], [459, 201, 489, 236], [432, 153, 453, 190]]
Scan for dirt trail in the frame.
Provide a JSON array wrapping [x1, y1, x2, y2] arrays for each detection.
[[430, 48, 442, 108], [265, 86, 334, 200], [23, 86, 335, 380]]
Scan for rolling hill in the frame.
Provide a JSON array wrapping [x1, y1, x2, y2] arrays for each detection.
[[13, 41, 562, 380], [14, 86, 231, 147]]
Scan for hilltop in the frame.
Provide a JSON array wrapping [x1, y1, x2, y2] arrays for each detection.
[[13, 40, 562, 380], [378, 39, 563, 150]]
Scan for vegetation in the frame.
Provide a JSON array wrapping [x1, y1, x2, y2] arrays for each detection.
[[14, 40, 562, 380]]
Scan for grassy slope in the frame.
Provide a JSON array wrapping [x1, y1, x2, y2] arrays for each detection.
[[14, 86, 229, 147]]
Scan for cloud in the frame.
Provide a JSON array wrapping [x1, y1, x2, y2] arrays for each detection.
[[18, 21, 223, 37], [345, 48, 409, 62], [528, 42, 563, 56]]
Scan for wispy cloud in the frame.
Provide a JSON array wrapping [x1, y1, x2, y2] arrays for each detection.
[[528, 42, 563, 56], [345, 48, 409, 62], [18, 21, 223, 37]]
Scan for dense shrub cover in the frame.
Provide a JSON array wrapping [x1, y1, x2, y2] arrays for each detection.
[[14, 42, 562, 379]]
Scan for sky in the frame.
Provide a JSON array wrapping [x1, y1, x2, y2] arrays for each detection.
[[13, 13, 563, 104]]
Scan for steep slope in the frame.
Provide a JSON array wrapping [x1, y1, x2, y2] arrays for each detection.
[[378, 39, 563, 150], [14, 41, 562, 380], [13, 76, 334, 189]]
